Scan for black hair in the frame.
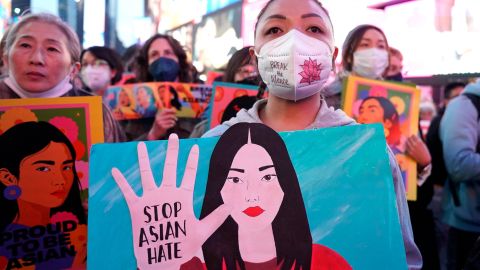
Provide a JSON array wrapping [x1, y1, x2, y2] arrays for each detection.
[[122, 43, 142, 73], [223, 47, 255, 83], [341, 24, 389, 72], [360, 96, 400, 145], [0, 121, 86, 231], [444, 82, 466, 100], [81, 46, 125, 84], [221, 96, 258, 123], [201, 123, 312, 270], [136, 34, 194, 83]]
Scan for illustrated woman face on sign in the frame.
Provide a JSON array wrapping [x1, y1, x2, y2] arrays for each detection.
[[358, 96, 401, 146], [0, 121, 85, 230], [201, 122, 313, 269]]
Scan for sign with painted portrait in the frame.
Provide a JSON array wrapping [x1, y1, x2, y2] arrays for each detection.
[[208, 82, 264, 129], [341, 75, 421, 201], [88, 123, 407, 269], [0, 96, 104, 269], [104, 82, 212, 120]]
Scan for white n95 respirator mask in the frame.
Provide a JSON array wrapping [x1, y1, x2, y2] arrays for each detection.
[[255, 29, 333, 101]]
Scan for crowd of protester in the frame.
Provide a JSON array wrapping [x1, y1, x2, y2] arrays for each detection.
[[1, 0, 479, 269]]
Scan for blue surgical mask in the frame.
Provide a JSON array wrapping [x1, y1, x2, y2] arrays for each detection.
[[148, 57, 180, 82]]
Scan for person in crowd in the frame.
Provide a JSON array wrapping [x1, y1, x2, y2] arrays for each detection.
[[0, 13, 125, 142], [385, 47, 404, 81], [419, 101, 437, 139], [439, 80, 480, 270], [323, 25, 431, 176], [202, 0, 422, 268], [121, 34, 199, 140], [121, 43, 141, 79], [0, 27, 11, 79], [427, 82, 466, 186], [223, 46, 259, 85], [189, 46, 261, 138], [80, 46, 124, 96], [0, 121, 86, 269], [426, 81, 466, 270], [327, 26, 431, 269], [323, 24, 389, 110]]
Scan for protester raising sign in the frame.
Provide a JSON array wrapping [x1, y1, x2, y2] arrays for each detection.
[[89, 123, 407, 269], [341, 75, 421, 201]]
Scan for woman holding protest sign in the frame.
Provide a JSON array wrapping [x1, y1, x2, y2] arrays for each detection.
[[121, 34, 201, 141], [0, 13, 125, 142], [203, 0, 422, 268], [324, 25, 431, 173], [325, 24, 435, 269], [0, 121, 86, 269]]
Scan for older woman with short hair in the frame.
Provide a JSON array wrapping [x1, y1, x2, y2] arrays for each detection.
[[0, 13, 125, 142]]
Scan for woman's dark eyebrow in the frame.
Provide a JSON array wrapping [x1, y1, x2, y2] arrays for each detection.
[[229, 168, 245, 173], [265, 14, 287, 21], [259, 165, 274, 171], [301, 13, 324, 20], [62, 160, 74, 165], [32, 160, 54, 165]]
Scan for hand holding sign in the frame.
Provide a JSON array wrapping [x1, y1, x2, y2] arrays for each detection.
[[111, 134, 231, 270]]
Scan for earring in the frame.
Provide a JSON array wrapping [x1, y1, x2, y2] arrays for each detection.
[[3, 185, 21, 200], [384, 127, 390, 138]]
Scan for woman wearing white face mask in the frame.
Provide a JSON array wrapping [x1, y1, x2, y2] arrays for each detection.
[[202, 1, 422, 269], [324, 24, 390, 110], [325, 25, 435, 270], [80, 46, 124, 96], [0, 13, 126, 142]]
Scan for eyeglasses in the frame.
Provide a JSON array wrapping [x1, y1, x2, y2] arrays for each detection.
[[236, 66, 258, 77], [82, 59, 109, 68]]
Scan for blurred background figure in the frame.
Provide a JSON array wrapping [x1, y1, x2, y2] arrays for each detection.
[[0, 27, 11, 79], [121, 43, 142, 82], [189, 46, 261, 138], [386, 47, 404, 82], [419, 101, 437, 140], [80, 46, 124, 96], [439, 79, 480, 270], [122, 34, 199, 141], [324, 24, 390, 110], [223, 46, 259, 85], [426, 81, 466, 270]]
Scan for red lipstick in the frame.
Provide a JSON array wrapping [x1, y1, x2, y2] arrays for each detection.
[[243, 206, 265, 217], [51, 190, 66, 198]]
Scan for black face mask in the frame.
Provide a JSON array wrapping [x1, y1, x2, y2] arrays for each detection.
[[148, 57, 180, 82], [385, 72, 403, 82], [235, 76, 260, 86]]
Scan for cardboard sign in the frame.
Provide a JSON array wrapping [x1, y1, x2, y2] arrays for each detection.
[[341, 75, 421, 201], [208, 82, 263, 129], [0, 96, 104, 269], [104, 82, 212, 120], [89, 124, 407, 269]]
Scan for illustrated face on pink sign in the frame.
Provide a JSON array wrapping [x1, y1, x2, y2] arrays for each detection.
[[220, 139, 284, 232]]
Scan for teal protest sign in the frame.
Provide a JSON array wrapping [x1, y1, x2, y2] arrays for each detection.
[[88, 123, 407, 269]]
